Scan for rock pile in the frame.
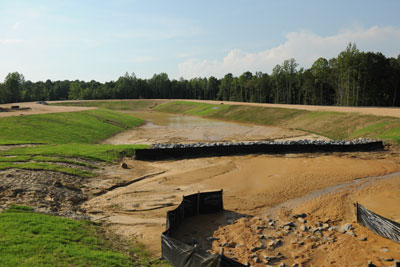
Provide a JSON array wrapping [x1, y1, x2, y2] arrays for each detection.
[[0, 169, 88, 219], [152, 138, 379, 149], [208, 214, 399, 266]]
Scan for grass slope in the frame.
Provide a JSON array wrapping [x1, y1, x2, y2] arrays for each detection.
[[0, 108, 143, 145], [0, 206, 167, 267], [155, 101, 400, 143], [0, 162, 94, 177], [0, 108, 147, 176], [52, 100, 161, 111], [0, 144, 148, 162], [0, 106, 167, 265]]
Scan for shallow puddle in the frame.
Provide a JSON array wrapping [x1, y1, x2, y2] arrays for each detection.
[[105, 111, 325, 145]]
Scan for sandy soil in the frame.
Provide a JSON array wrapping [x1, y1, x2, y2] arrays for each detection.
[[0, 102, 95, 117], [85, 106, 400, 266], [205, 167, 400, 267], [83, 151, 400, 259]]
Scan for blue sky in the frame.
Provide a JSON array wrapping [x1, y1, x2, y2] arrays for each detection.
[[1, 0, 400, 82]]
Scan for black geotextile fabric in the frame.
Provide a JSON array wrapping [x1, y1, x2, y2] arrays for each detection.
[[356, 203, 400, 243], [135, 141, 384, 160], [161, 190, 245, 267]]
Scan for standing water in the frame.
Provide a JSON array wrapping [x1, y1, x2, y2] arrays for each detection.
[[102, 111, 326, 145]]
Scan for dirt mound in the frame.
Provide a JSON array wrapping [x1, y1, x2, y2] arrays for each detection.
[[0, 169, 88, 218]]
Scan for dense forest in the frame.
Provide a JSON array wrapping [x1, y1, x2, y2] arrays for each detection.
[[1, 43, 400, 106]]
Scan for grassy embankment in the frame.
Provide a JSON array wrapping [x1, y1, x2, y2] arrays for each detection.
[[52, 100, 163, 111], [55, 99, 400, 143], [0, 108, 146, 176], [0, 205, 164, 267], [153, 101, 400, 143], [0, 106, 169, 266]]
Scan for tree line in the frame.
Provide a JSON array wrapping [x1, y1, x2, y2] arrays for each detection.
[[1, 43, 399, 106]]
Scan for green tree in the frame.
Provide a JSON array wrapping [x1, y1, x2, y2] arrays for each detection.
[[311, 57, 329, 105], [68, 81, 83, 100], [4, 72, 25, 103], [217, 73, 233, 101]]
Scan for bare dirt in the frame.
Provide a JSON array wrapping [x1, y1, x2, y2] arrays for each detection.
[[83, 151, 400, 261], [0, 102, 95, 117], [0, 168, 88, 217]]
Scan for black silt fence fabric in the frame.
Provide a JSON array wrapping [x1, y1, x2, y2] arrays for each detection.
[[135, 141, 384, 160], [162, 235, 244, 267], [356, 203, 400, 243], [162, 190, 245, 267]]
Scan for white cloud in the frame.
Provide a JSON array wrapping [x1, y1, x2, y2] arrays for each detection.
[[12, 21, 22, 30], [0, 38, 24, 45], [178, 26, 400, 79], [132, 56, 156, 63]]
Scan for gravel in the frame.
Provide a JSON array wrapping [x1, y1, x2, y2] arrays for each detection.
[[152, 138, 380, 149]]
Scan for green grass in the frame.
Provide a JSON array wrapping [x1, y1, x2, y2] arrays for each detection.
[[155, 100, 400, 143], [0, 162, 94, 177], [0, 108, 146, 176], [0, 105, 170, 265], [0, 108, 144, 145], [52, 100, 161, 111], [0, 155, 96, 168], [375, 125, 400, 143], [153, 101, 231, 116], [31, 156, 97, 168], [0, 144, 148, 162], [0, 205, 168, 267], [0, 144, 148, 177]]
